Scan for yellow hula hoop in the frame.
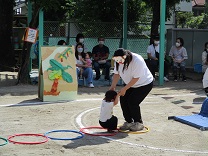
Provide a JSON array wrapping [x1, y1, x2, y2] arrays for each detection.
[[118, 126, 149, 134]]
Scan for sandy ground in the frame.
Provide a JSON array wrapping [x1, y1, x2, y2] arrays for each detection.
[[0, 71, 208, 156]]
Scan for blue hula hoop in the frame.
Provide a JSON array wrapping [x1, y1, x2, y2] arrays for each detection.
[[44, 130, 84, 140], [0, 137, 8, 146]]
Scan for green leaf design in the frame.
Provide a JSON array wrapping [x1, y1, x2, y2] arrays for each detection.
[[62, 71, 73, 83], [48, 70, 62, 80], [49, 59, 64, 71]]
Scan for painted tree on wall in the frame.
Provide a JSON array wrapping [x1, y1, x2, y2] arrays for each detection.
[[44, 59, 73, 96]]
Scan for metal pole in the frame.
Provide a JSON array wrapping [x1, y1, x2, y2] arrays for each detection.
[[38, 9, 44, 100], [28, 0, 32, 72], [158, 0, 166, 85], [39, 9, 43, 68], [123, 0, 127, 49]]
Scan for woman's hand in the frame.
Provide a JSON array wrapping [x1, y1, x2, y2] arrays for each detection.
[[119, 87, 127, 96]]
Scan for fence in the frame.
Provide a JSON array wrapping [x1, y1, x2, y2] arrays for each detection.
[[43, 21, 151, 59]]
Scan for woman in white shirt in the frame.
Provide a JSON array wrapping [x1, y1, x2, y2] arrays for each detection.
[[202, 42, 208, 73], [109, 48, 153, 131], [203, 68, 208, 96], [75, 43, 94, 88]]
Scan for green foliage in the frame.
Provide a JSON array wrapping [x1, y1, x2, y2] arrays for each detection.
[[28, 0, 75, 21], [176, 12, 208, 29], [70, 0, 149, 23]]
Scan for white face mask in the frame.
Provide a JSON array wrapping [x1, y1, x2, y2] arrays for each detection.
[[79, 38, 84, 43], [113, 55, 127, 64], [77, 48, 83, 52], [176, 42, 180, 47], [154, 41, 159, 45], [99, 41, 104, 45]]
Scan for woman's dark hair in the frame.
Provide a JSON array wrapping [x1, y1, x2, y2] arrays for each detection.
[[98, 36, 105, 41], [75, 43, 84, 60], [176, 37, 184, 46], [113, 48, 132, 73], [57, 40, 66, 45], [76, 33, 84, 43], [204, 42, 208, 51], [81, 52, 92, 59], [105, 90, 117, 102]]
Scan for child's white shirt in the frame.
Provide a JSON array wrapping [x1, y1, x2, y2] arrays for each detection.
[[99, 100, 114, 122]]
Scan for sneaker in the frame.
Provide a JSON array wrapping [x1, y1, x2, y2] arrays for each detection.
[[119, 122, 134, 131], [174, 76, 177, 82], [129, 122, 144, 131], [164, 76, 169, 82], [88, 83, 94, 88], [182, 76, 186, 82]]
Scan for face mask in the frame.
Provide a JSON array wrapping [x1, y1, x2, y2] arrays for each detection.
[[176, 42, 180, 47], [79, 38, 84, 43], [99, 41, 104, 45], [113, 55, 127, 64], [77, 48, 83, 52], [154, 41, 159, 45]]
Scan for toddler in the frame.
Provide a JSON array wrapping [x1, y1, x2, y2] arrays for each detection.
[[99, 90, 120, 132]]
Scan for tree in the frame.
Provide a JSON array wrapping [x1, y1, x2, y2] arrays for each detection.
[[17, 0, 74, 84], [143, 0, 191, 41], [0, 0, 16, 71], [71, 0, 148, 23]]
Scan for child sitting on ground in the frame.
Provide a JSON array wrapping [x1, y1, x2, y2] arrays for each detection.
[[99, 90, 120, 132]]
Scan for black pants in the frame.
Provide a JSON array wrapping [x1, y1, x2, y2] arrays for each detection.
[[93, 60, 111, 78], [99, 115, 118, 130], [149, 59, 169, 78], [120, 82, 153, 123]]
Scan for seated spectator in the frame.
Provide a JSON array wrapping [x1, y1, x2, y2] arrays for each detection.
[[92, 36, 111, 80], [202, 42, 208, 73], [57, 40, 67, 45], [75, 33, 88, 52], [147, 35, 169, 81], [169, 37, 188, 82], [75, 43, 94, 88]]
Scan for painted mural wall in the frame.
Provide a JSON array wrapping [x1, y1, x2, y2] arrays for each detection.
[[39, 46, 77, 101]]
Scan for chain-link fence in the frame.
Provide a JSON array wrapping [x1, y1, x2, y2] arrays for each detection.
[[43, 21, 151, 59]]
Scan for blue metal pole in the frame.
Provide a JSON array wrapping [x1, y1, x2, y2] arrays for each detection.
[[38, 9, 43, 69], [158, 0, 166, 85], [38, 9, 44, 100], [123, 0, 127, 49]]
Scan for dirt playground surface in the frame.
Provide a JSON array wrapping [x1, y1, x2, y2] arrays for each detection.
[[0, 71, 208, 156]]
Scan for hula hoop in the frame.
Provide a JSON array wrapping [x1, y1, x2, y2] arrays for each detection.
[[0, 136, 8, 146], [118, 126, 149, 134], [44, 130, 84, 140], [8, 134, 48, 145], [80, 126, 118, 136]]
